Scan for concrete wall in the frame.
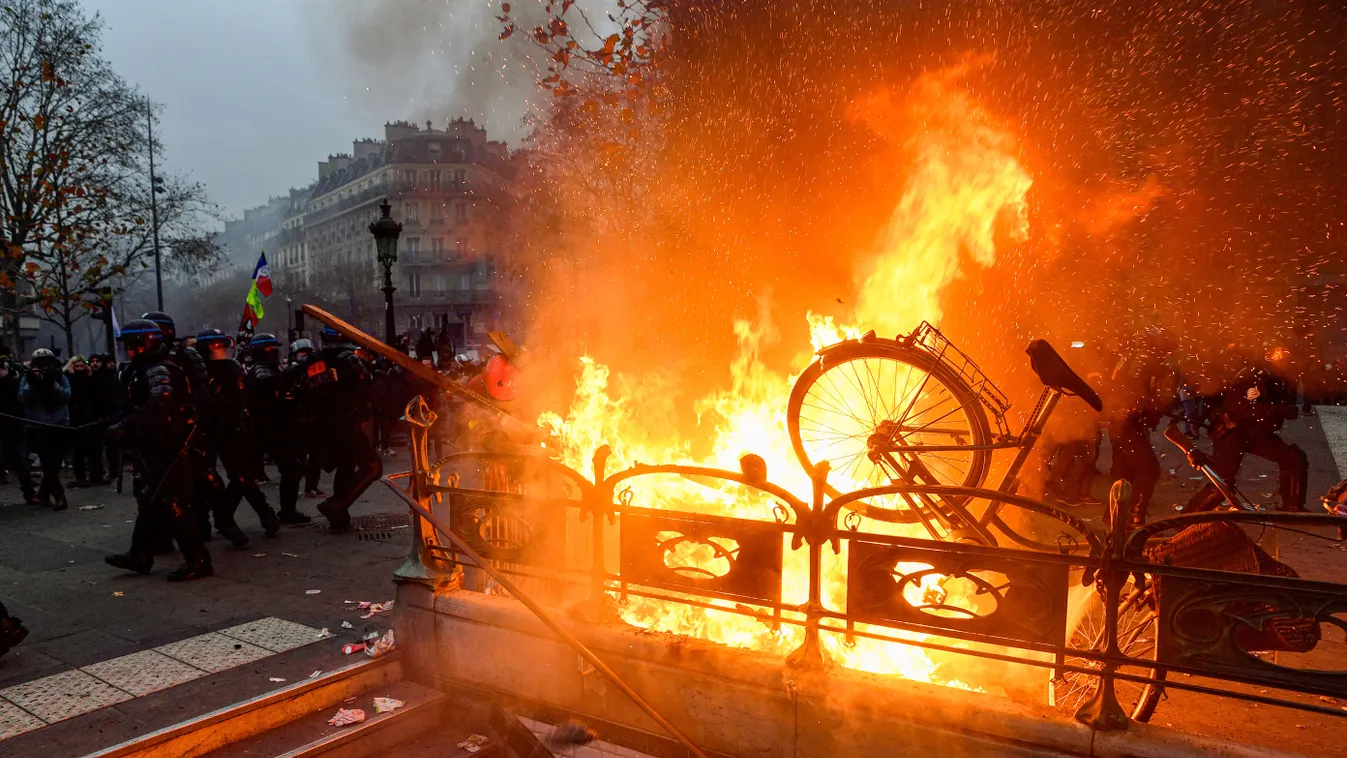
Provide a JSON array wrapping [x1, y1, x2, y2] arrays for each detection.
[[395, 583, 1296, 758]]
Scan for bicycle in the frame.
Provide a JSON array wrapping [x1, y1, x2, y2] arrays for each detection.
[[786, 321, 1102, 549], [1053, 422, 1334, 723]]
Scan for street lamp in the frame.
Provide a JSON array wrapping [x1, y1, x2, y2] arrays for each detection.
[[369, 199, 403, 345], [146, 99, 165, 310]]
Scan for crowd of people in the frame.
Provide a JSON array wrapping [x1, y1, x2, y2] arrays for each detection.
[[1043, 336, 1316, 528], [0, 348, 120, 510], [0, 311, 439, 584], [1, 311, 495, 657]]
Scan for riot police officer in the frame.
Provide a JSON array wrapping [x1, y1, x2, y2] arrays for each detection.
[[289, 338, 314, 367], [1104, 330, 1177, 528], [199, 330, 281, 544], [143, 311, 216, 536], [303, 327, 381, 533], [103, 319, 212, 581], [288, 338, 324, 496], [1187, 349, 1309, 513], [142, 311, 209, 396], [245, 333, 309, 524]]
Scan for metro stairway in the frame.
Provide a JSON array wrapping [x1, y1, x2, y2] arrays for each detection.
[[83, 653, 679, 758]]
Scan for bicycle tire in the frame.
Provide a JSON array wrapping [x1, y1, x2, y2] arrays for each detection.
[[1053, 576, 1165, 722], [787, 338, 993, 522]]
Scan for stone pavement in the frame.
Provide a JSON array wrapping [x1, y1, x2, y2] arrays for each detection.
[[0, 451, 413, 743]]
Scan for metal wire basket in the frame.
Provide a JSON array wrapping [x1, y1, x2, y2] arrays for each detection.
[[907, 321, 1013, 436]]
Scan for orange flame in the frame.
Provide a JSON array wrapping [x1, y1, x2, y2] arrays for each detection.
[[538, 66, 1035, 693]]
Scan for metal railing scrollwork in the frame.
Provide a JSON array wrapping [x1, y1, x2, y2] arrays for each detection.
[[385, 398, 1347, 734]]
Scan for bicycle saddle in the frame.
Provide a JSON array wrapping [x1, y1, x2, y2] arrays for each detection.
[[1026, 339, 1103, 411]]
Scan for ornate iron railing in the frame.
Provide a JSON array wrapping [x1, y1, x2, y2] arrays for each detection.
[[385, 397, 1347, 733]]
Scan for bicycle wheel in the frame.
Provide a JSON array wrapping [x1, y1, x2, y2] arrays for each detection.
[[1052, 576, 1164, 722], [787, 339, 993, 522]]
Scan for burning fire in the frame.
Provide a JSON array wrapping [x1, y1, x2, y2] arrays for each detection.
[[537, 67, 1034, 693]]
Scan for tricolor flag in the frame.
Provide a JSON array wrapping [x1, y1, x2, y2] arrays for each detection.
[[237, 252, 272, 342]]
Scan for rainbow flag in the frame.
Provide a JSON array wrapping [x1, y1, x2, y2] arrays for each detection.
[[237, 252, 272, 341]]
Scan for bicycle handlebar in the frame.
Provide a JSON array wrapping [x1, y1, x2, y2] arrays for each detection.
[[1163, 422, 1260, 512], [1163, 422, 1196, 455]]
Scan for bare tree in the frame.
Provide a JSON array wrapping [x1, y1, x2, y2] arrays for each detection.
[[303, 255, 382, 336], [0, 0, 218, 353]]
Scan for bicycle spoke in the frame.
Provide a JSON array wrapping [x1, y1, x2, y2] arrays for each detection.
[[844, 359, 882, 425], [802, 387, 870, 427]]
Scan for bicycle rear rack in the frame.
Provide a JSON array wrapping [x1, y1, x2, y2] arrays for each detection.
[[905, 322, 1013, 438]]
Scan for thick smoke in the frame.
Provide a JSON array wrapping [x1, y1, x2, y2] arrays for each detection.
[[310, 0, 542, 141], [316, 1, 1347, 450]]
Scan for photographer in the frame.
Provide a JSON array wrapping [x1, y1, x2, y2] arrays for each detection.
[[19, 348, 71, 510]]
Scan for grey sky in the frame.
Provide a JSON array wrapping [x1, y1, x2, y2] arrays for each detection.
[[84, 0, 536, 222], [86, 0, 367, 218]]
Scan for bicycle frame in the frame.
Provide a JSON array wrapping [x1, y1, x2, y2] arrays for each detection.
[[866, 383, 1066, 545]]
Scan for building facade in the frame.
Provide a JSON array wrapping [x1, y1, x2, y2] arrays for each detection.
[[297, 119, 510, 350], [210, 118, 513, 352]]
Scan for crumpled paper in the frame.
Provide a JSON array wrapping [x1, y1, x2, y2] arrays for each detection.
[[458, 734, 489, 753], [373, 696, 404, 714], [365, 629, 395, 658], [360, 600, 394, 619], [328, 708, 366, 727]]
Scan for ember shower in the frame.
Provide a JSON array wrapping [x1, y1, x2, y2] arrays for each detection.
[[328, 0, 1347, 689]]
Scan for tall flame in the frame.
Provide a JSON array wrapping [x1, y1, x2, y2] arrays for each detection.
[[538, 66, 1035, 693]]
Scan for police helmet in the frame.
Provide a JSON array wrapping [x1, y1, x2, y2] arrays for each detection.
[[319, 326, 350, 348], [290, 338, 313, 353], [119, 319, 166, 354], [196, 329, 234, 357], [249, 333, 282, 362], [141, 311, 176, 340]]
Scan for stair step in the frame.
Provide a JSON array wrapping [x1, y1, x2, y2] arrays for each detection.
[[212, 678, 445, 758], [512, 715, 662, 758], [85, 655, 401, 758]]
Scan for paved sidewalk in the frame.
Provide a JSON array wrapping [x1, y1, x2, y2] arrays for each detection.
[[0, 453, 412, 695]]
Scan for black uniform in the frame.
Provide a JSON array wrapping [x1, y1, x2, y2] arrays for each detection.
[[68, 367, 104, 485], [302, 345, 381, 532], [205, 358, 280, 541], [1187, 364, 1308, 513], [90, 361, 122, 477], [107, 349, 209, 572], [0, 361, 35, 501], [244, 357, 306, 522], [163, 341, 221, 537], [1105, 351, 1173, 527]]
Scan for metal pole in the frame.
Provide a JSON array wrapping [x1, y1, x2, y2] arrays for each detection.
[[102, 293, 115, 355], [147, 101, 163, 310], [382, 263, 396, 346]]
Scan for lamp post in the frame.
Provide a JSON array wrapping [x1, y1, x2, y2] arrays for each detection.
[[146, 99, 165, 310], [369, 199, 403, 346]]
